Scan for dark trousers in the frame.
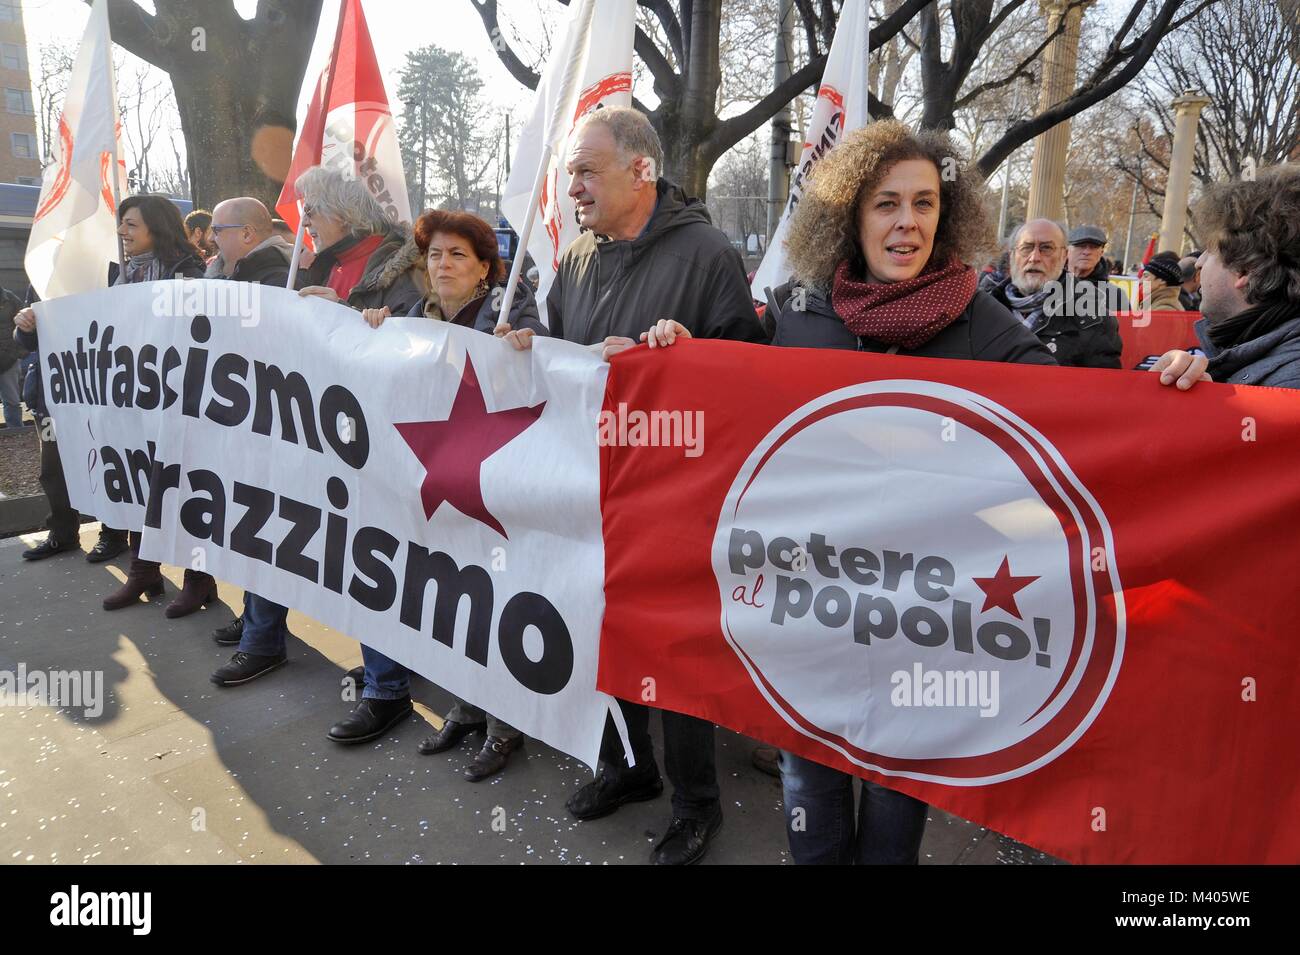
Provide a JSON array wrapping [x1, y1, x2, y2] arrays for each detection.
[[600, 699, 719, 821], [37, 431, 79, 542]]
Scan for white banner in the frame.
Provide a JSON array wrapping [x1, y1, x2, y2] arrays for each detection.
[[751, 0, 870, 299], [34, 281, 616, 768], [500, 0, 636, 325]]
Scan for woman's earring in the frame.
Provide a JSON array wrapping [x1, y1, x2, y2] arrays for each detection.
[[476, 277, 489, 298]]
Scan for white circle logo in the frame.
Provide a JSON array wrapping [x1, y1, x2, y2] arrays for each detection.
[[712, 380, 1125, 785]]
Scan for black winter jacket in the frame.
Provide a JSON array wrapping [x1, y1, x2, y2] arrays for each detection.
[[984, 271, 1124, 369], [1197, 314, 1300, 390], [770, 283, 1057, 366], [546, 178, 767, 346]]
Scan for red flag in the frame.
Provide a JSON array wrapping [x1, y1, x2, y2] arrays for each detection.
[[1115, 309, 1203, 369], [596, 341, 1300, 863], [275, 0, 411, 241], [1142, 233, 1158, 265]]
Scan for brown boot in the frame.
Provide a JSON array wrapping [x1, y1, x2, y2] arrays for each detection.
[[102, 558, 165, 611], [165, 571, 219, 619]]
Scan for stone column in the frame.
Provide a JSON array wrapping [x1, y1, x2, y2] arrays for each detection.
[[1158, 91, 1212, 255], [1025, 0, 1093, 222]]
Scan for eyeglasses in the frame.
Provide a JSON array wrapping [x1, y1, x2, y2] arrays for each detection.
[[210, 223, 245, 233], [1015, 242, 1060, 257]]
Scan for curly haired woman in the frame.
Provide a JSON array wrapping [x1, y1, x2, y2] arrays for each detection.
[[620, 120, 1058, 864]]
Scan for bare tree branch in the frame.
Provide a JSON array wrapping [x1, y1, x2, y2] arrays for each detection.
[[976, 0, 1191, 180]]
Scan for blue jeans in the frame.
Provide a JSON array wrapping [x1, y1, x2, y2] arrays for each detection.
[[360, 645, 409, 701], [779, 751, 928, 864], [238, 592, 290, 656], [0, 363, 22, 427]]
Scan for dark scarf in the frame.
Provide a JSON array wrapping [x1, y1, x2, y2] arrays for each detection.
[[1207, 301, 1299, 351], [831, 257, 978, 349], [1001, 280, 1054, 333]]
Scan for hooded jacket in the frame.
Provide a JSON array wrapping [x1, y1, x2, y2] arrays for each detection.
[[304, 230, 427, 314], [1196, 313, 1300, 390], [546, 178, 767, 346]]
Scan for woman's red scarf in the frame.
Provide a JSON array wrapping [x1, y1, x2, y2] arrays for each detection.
[[831, 256, 978, 349]]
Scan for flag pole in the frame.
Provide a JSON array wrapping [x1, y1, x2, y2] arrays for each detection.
[[286, 217, 307, 290], [496, 0, 599, 333], [496, 156, 549, 332], [101, 0, 125, 279]]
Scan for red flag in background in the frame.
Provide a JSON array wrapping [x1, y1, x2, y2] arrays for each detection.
[[596, 341, 1300, 864], [1142, 233, 1158, 264], [275, 0, 411, 242]]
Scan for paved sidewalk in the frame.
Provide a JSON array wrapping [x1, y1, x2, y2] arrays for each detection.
[[0, 525, 1000, 864]]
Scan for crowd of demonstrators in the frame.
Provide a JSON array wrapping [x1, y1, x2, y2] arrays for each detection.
[[13, 103, 1289, 866], [981, 219, 1123, 368]]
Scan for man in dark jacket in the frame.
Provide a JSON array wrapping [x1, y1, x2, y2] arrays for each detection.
[[546, 114, 767, 348], [1155, 166, 1300, 391], [205, 197, 293, 286], [548, 106, 765, 866], [202, 198, 297, 660], [985, 219, 1124, 368]]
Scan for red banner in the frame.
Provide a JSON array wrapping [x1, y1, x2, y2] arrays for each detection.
[[1116, 309, 1203, 369], [597, 341, 1300, 864]]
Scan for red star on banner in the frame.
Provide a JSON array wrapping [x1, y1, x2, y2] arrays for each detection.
[[971, 556, 1040, 619], [395, 354, 544, 538]]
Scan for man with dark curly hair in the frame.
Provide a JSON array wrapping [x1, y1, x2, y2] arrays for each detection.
[[1154, 165, 1300, 390]]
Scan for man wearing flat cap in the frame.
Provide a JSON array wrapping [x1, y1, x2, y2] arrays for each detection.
[[1058, 224, 1126, 367]]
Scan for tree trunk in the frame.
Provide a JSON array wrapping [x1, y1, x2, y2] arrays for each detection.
[[101, 0, 322, 210]]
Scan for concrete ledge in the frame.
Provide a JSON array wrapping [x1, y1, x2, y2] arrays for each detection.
[[0, 493, 47, 537]]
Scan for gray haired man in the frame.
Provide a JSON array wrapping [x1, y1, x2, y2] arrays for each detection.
[[547, 106, 767, 865]]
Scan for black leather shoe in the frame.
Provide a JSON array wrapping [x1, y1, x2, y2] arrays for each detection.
[[212, 615, 244, 646], [464, 735, 523, 781], [651, 806, 723, 865], [21, 536, 78, 561], [565, 765, 663, 821], [327, 697, 412, 745], [210, 651, 287, 687], [418, 718, 484, 755], [85, 530, 128, 563], [340, 665, 366, 691]]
